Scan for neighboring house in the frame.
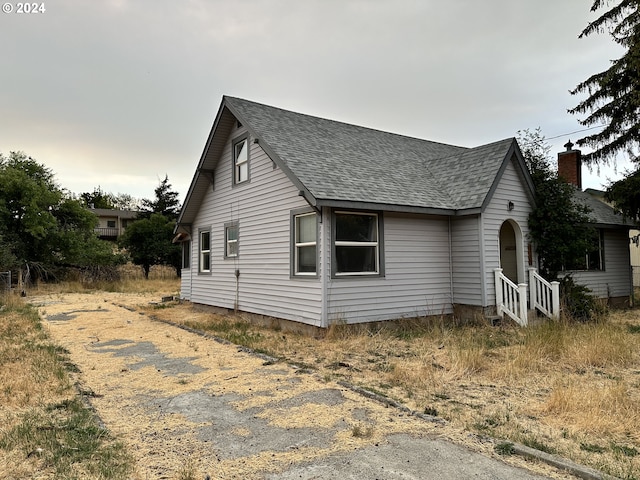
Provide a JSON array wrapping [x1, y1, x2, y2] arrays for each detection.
[[90, 208, 138, 240], [557, 145, 633, 305], [174, 96, 630, 329], [581, 184, 640, 288]]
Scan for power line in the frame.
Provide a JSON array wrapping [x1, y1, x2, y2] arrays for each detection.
[[547, 125, 606, 140]]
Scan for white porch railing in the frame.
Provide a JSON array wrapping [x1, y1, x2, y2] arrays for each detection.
[[528, 268, 560, 320], [494, 268, 528, 326], [494, 267, 560, 326]]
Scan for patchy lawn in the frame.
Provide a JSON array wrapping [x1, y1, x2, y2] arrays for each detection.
[[145, 301, 640, 480]]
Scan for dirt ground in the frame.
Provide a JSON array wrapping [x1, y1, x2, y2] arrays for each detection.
[[31, 291, 583, 479]]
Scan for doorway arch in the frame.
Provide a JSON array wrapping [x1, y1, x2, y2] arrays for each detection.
[[499, 220, 524, 284]]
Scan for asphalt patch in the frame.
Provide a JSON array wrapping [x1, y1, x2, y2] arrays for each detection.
[[46, 309, 108, 321], [91, 339, 206, 376], [150, 391, 345, 459]]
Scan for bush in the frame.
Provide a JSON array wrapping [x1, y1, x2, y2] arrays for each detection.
[[560, 275, 607, 322]]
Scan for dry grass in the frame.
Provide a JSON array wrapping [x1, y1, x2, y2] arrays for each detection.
[[143, 302, 640, 480], [0, 293, 134, 479], [19, 278, 640, 479]]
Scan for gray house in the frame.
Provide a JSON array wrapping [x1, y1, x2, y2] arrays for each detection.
[[174, 96, 630, 329]]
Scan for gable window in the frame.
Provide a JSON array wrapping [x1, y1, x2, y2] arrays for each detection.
[[199, 230, 211, 273], [182, 240, 191, 269], [233, 136, 249, 184], [225, 222, 239, 258], [565, 229, 605, 271], [333, 211, 382, 276], [293, 212, 317, 275]]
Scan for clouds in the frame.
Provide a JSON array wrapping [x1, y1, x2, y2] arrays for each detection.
[[0, 0, 630, 201]]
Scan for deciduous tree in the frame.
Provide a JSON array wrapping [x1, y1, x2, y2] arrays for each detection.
[[519, 130, 596, 280]]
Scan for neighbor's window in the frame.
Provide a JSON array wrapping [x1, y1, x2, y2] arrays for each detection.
[[565, 229, 605, 271], [233, 137, 249, 184], [199, 230, 211, 273], [182, 240, 191, 269], [225, 222, 239, 258], [333, 211, 381, 275], [293, 212, 317, 275], [107, 220, 116, 228]]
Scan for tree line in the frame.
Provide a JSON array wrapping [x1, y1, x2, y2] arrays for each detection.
[[0, 151, 182, 285]]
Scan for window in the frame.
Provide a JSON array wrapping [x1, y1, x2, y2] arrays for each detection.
[[199, 230, 211, 273], [293, 212, 317, 275], [225, 222, 239, 258], [333, 211, 381, 276], [182, 241, 191, 269], [233, 137, 249, 184], [565, 229, 604, 271], [107, 220, 116, 228]]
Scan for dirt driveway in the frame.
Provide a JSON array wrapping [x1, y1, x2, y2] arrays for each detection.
[[31, 292, 568, 479]]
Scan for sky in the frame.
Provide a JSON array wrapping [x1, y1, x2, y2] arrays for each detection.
[[0, 0, 634, 204]]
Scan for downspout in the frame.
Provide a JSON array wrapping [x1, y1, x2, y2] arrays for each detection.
[[321, 207, 329, 328], [448, 216, 454, 309], [478, 213, 488, 307]]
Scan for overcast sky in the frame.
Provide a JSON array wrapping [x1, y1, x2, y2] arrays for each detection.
[[0, 0, 633, 203]]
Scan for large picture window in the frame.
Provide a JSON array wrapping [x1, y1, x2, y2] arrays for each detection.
[[294, 212, 317, 275], [565, 229, 604, 271], [199, 230, 211, 273], [233, 137, 249, 184], [333, 211, 381, 276]]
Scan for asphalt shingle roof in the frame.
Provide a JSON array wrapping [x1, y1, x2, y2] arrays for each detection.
[[225, 96, 520, 212], [573, 189, 633, 227]]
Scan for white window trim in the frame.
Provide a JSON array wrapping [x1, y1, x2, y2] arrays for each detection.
[[294, 212, 317, 276], [224, 222, 239, 259], [233, 136, 249, 184], [199, 230, 211, 273]]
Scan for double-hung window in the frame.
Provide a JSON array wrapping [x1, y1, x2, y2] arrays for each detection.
[[199, 230, 211, 273], [293, 212, 317, 275], [225, 222, 239, 258], [233, 137, 249, 184], [333, 211, 381, 276]]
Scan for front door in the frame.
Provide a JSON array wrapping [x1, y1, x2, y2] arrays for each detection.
[[500, 221, 518, 283]]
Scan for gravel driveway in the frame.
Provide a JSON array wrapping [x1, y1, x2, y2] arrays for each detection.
[[32, 292, 565, 480]]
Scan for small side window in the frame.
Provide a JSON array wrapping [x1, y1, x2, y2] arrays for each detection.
[[233, 137, 249, 184], [182, 241, 191, 269], [293, 212, 317, 275], [199, 230, 211, 273], [225, 222, 239, 258]]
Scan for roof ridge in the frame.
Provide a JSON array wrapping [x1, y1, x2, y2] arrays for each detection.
[[225, 96, 469, 151]]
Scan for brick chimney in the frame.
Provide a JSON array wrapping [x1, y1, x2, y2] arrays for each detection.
[[557, 140, 582, 188]]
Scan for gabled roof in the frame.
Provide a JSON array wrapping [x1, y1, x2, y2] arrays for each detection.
[[178, 96, 534, 227]]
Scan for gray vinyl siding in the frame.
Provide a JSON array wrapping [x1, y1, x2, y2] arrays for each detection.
[[564, 229, 632, 299], [450, 215, 483, 306], [187, 125, 323, 326], [325, 213, 453, 324], [180, 265, 192, 301], [481, 157, 534, 307]]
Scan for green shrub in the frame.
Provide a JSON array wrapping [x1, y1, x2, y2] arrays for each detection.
[[560, 275, 607, 323]]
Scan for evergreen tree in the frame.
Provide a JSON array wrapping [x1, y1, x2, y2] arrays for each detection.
[[139, 175, 181, 221], [118, 213, 180, 278], [569, 0, 640, 164]]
